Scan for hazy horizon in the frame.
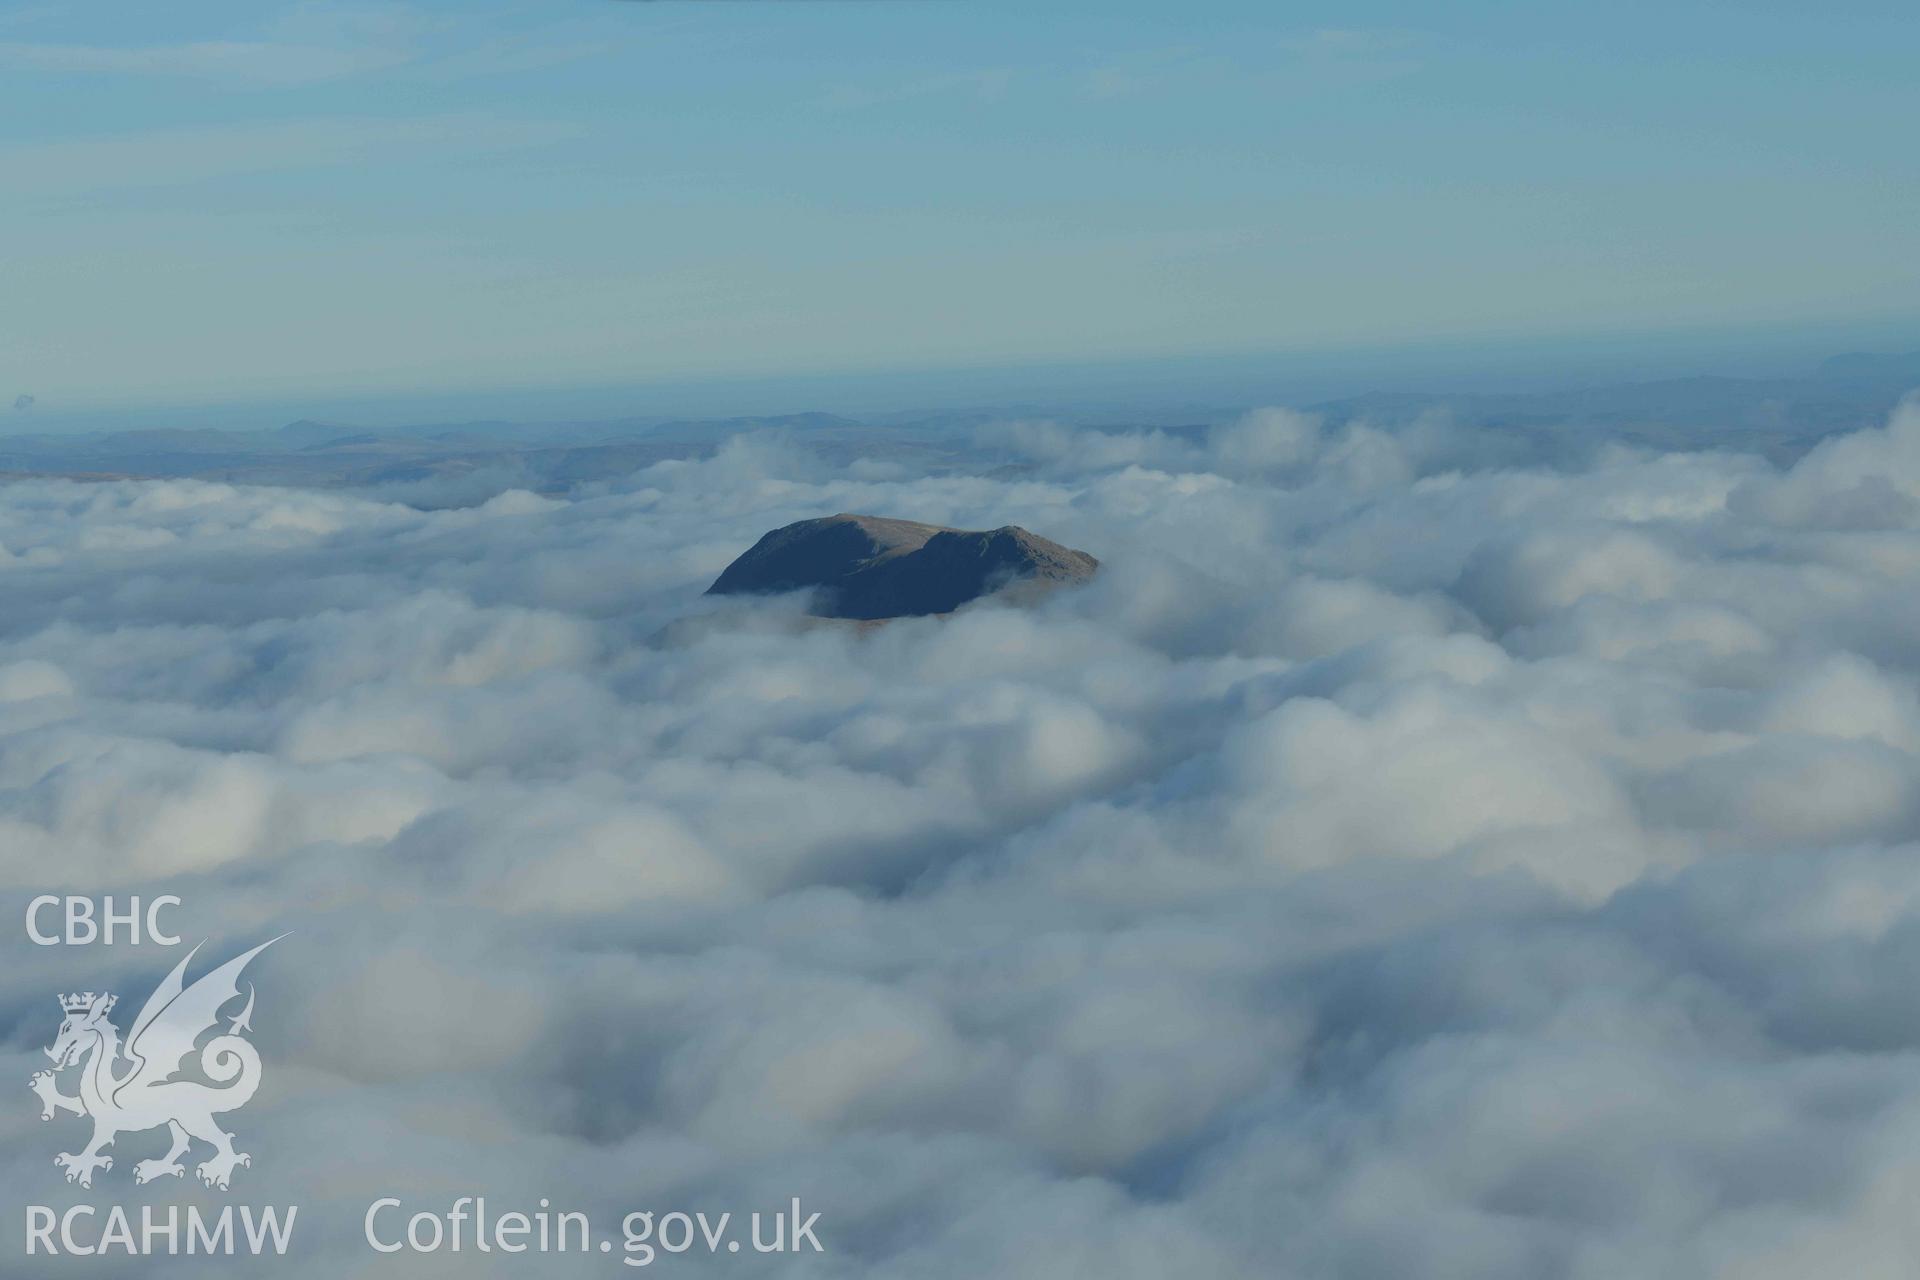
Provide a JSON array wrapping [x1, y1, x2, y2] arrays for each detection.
[[8, 1, 1920, 417], [12, 311, 1920, 437]]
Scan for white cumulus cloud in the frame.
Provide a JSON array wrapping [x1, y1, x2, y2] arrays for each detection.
[[6, 399, 1920, 1276]]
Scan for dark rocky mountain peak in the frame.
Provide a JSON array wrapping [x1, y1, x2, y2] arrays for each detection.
[[706, 513, 1097, 620]]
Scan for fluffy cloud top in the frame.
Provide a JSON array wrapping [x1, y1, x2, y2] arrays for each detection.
[[4, 399, 1920, 1276]]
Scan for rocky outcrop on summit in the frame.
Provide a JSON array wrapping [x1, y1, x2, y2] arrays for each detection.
[[706, 514, 1098, 620]]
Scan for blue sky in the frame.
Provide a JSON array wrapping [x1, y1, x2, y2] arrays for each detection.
[[4, 0, 1918, 417]]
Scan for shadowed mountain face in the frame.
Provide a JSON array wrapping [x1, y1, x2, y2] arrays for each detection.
[[706, 514, 1098, 619]]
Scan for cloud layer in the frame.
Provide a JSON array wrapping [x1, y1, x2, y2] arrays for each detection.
[[6, 400, 1920, 1275]]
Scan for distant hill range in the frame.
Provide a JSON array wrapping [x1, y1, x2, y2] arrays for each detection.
[[1301, 351, 1920, 465], [2, 350, 1916, 488], [707, 514, 1098, 619]]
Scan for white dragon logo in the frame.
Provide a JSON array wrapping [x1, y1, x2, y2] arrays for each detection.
[[28, 937, 281, 1191]]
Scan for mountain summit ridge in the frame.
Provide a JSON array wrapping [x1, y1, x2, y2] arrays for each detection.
[[706, 513, 1098, 619]]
